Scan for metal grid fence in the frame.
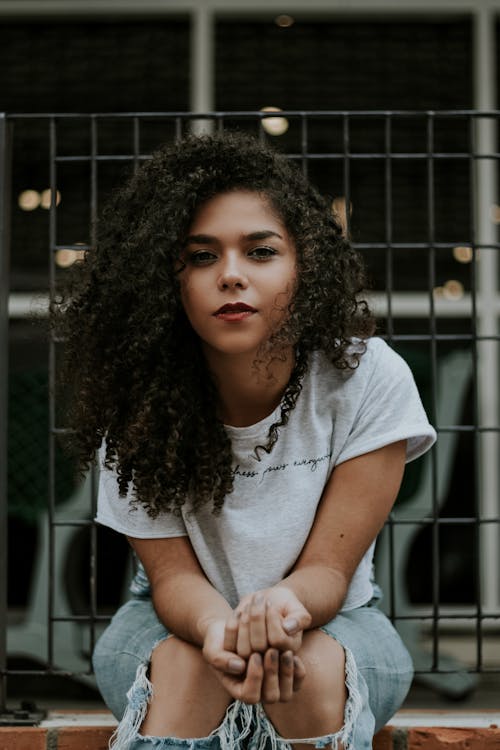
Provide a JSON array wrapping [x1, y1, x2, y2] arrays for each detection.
[[1, 111, 499, 716]]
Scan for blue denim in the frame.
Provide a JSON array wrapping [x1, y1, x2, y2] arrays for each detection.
[[93, 593, 413, 750]]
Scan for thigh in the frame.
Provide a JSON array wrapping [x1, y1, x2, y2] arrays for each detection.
[[93, 597, 170, 720], [321, 603, 414, 732]]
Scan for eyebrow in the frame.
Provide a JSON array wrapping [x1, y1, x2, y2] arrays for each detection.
[[184, 230, 284, 245]]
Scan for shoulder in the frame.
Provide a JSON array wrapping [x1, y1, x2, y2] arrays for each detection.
[[310, 337, 408, 389], [360, 337, 413, 378]]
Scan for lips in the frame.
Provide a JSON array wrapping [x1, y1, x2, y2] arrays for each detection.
[[213, 302, 257, 323], [214, 302, 257, 315]]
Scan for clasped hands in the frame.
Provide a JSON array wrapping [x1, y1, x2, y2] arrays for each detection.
[[202, 587, 312, 705]]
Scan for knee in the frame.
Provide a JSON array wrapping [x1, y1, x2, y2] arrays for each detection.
[[150, 635, 206, 684], [142, 636, 232, 738], [297, 628, 346, 702], [263, 630, 347, 736]]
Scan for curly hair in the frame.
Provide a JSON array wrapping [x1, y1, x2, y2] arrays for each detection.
[[53, 131, 375, 517]]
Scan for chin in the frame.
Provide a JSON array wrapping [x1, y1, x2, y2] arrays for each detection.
[[203, 341, 262, 358]]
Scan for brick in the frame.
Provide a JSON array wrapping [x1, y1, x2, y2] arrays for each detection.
[[408, 727, 500, 749], [56, 726, 114, 750], [374, 725, 394, 750], [0, 727, 47, 750]]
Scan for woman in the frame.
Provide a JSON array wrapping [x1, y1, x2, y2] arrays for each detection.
[[54, 131, 436, 750]]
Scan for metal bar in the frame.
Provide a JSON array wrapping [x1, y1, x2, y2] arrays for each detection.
[[384, 114, 397, 625], [384, 115, 394, 338], [354, 242, 500, 249], [426, 112, 441, 672], [7, 109, 500, 120], [342, 115, 351, 239], [88, 116, 99, 668], [48, 117, 57, 669], [474, 19, 500, 619], [133, 117, 141, 174], [190, 6, 215, 135], [50, 151, 500, 163], [175, 116, 183, 142], [370, 517, 500, 525], [469, 113, 482, 673], [39, 237, 493, 252], [393, 613, 500, 622], [0, 114, 12, 713], [215, 113, 225, 134], [300, 114, 308, 179], [10, 293, 500, 323]]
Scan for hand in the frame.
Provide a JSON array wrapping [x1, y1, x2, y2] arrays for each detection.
[[202, 615, 306, 704], [202, 617, 246, 678], [232, 588, 312, 658], [260, 647, 306, 704], [221, 595, 308, 703]]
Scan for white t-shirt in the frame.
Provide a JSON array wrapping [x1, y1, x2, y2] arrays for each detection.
[[96, 338, 436, 611]]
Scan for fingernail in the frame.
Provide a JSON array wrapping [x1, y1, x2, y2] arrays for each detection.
[[270, 649, 278, 663], [254, 593, 264, 606], [282, 652, 293, 667], [293, 656, 301, 669], [229, 658, 245, 673], [283, 618, 298, 633], [252, 653, 262, 666]]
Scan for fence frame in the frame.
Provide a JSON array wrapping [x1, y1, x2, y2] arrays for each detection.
[[0, 114, 12, 717], [1, 110, 500, 718]]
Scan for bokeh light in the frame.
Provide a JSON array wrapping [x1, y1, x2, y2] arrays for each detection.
[[260, 107, 289, 136]]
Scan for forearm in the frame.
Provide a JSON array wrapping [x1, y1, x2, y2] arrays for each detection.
[[275, 564, 349, 629], [273, 444, 407, 630], [127, 535, 233, 647], [151, 569, 233, 646]]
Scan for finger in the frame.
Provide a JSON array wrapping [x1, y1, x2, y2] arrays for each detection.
[[235, 594, 252, 617], [266, 603, 302, 653], [246, 651, 265, 702], [282, 608, 312, 636], [266, 602, 292, 650], [221, 654, 264, 703], [223, 612, 239, 653], [278, 651, 295, 702], [203, 644, 246, 676], [292, 655, 307, 692], [236, 606, 252, 658], [249, 594, 268, 652], [262, 649, 280, 704]]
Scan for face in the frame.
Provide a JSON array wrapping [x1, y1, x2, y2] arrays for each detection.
[[177, 190, 297, 361]]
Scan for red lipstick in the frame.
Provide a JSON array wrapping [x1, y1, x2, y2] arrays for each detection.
[[214, 302, 256, 321]]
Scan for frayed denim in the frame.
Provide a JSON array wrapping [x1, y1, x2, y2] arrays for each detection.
[[117, 696, 253, 750], [94, 595, 413, 750]]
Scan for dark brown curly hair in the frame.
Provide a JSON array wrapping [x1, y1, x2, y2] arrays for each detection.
[[53, 131, 375, 518]]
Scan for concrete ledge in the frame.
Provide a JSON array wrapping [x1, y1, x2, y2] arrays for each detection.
[[1, 710, 499, 749]]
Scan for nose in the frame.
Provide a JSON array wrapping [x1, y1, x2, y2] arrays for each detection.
[[217, 253, 248, 291]]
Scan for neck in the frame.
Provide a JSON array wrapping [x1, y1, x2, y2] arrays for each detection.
[[204, 347, 296, 427]]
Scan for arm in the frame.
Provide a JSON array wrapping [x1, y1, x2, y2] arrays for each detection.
[[276, 439, 407, 627], [127, 535, 233, 647], [228, 440, 406, 658], [128, 534, 305, 702], [128, 536, 250, 678]]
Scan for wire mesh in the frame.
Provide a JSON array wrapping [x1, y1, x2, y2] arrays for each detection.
[[1, 111, 499, 710]]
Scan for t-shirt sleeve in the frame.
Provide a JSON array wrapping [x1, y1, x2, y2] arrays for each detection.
[[336, 339, 436, 466], [95, 449, 188, 538]]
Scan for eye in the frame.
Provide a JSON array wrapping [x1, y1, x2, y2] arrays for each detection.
[[187, 249, 217, 265], [248, 245, 277, 260]]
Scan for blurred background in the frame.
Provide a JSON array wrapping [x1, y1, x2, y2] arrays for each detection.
[[1, 0, 499, 715]]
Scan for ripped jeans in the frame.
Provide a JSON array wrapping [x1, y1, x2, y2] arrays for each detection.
[[92, 594, 413, 750]]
